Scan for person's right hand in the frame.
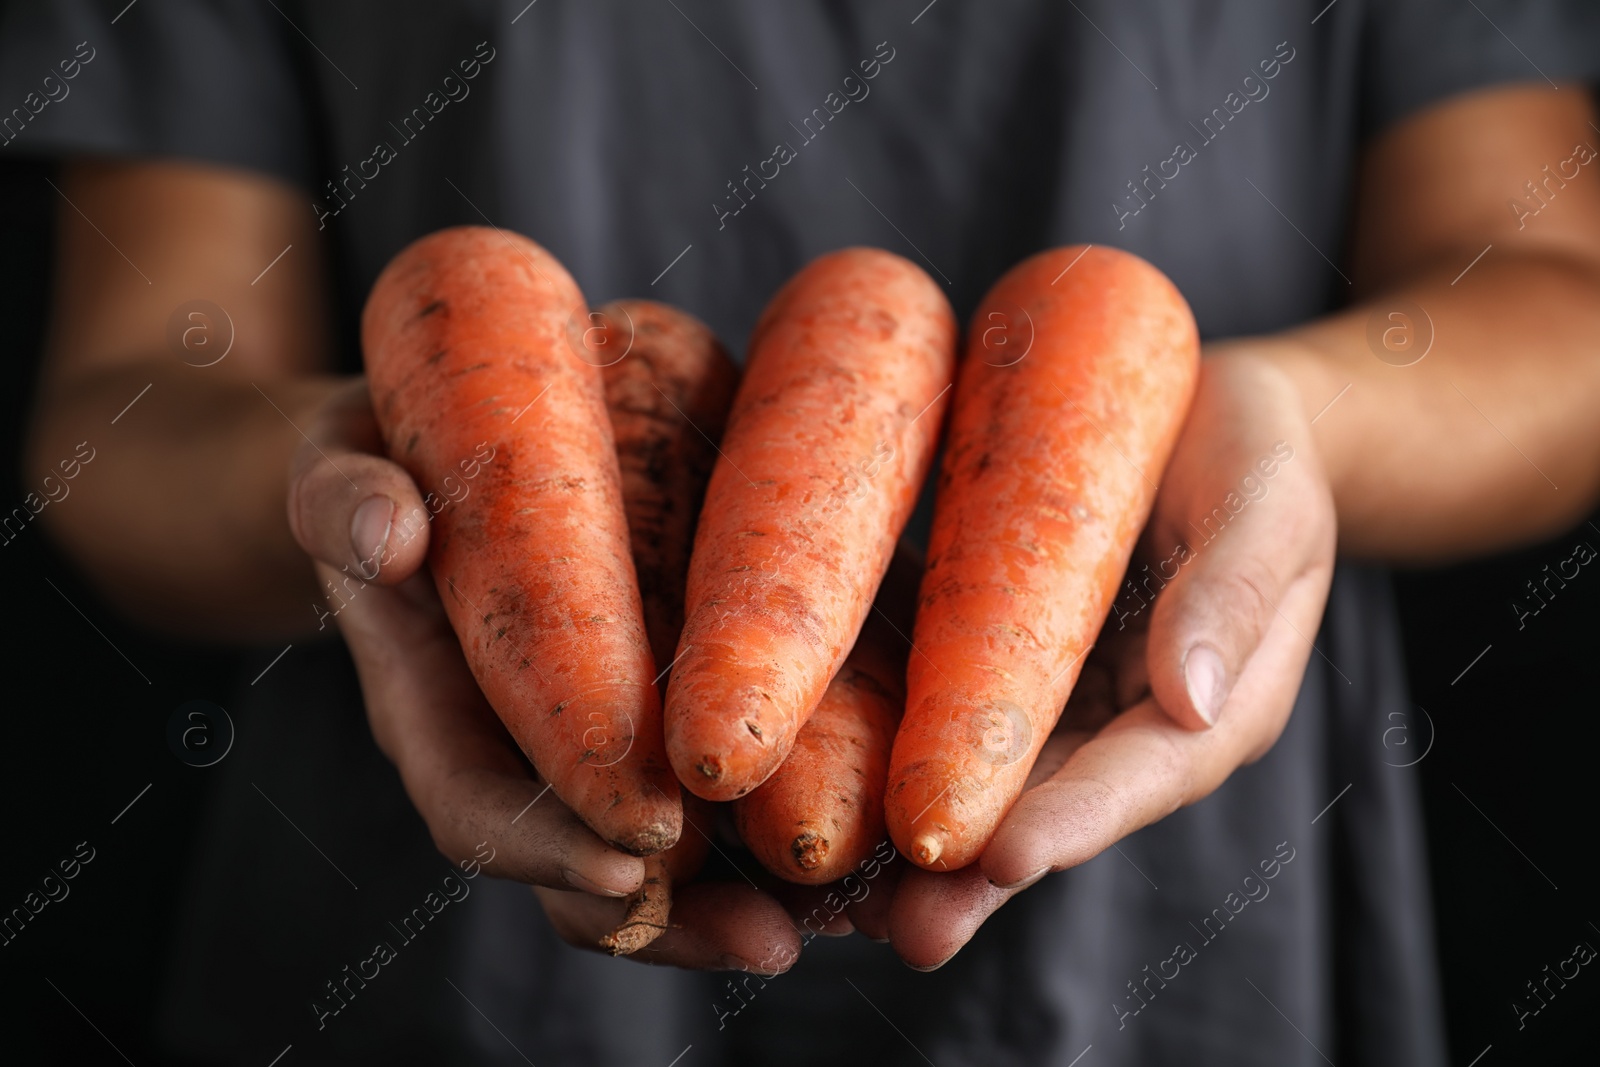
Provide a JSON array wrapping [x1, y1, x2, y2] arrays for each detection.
[[285, 379, 802, 973]]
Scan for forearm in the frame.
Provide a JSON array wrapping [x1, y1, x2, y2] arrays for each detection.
[[1224, 247, 1600, 562], [25, 361, 346, 639]]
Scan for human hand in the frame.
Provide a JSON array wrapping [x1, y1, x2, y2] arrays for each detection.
[[887, 350, 1337, 969], [286, 379, 801, 972]]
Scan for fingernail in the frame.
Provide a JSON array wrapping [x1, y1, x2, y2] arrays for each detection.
[[990, 866, 1050, 891], [561, 867, 629, 898], [1183, 643, 1230, 726], [907, 952, 956, 973], [350, 496, 394, 578], [720, 953, 784, 975]]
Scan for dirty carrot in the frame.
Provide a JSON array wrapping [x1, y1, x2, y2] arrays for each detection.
[[363, 226, 680, 856], [665, 248, 957, 801], [600, 795, 715, 955], [885, 245, 1199, 871], [598, 299, 740, 671], [596, 299, 736, 953], [733, 545, 919, 884]]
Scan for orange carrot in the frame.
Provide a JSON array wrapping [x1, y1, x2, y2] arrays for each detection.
[[665, 248, 957, 801], [363, 226, 679, 856], [733, 546, 918, 884], [600, 795, 714, 955], [885, 245, 1199, 871], [598, 300, 740, 670], [595, 299, 736, 953]]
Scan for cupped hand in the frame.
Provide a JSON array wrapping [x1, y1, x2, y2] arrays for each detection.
[[888, 350, 1337, 969], [286, 379, 800, 973]]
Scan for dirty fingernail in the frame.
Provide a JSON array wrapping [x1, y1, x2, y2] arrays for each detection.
[[561, 867, 629, 898], [907, 952, 956, 973], [990, 866, 1050, 892], [350, 496, 394, 577]]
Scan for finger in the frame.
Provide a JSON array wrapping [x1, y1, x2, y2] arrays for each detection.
[[1108, 631, 1151, 711], [331, 567, 643, 895], [843, 856, 905, 942], [286, 379, 432, 585], [887, 865, 1012, 971], [769, 882, 854, 937], [883, 726, 1100, 967], [981, 560, 1328, 890], [1062, 660, 1116, 726], [1146, 447, 1333, 731], [536, 881, 803, 973], [1021, 719, 1101, 788]]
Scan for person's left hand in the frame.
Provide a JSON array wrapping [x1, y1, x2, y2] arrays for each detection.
[[290, 380, 805, 974], [882, 350, 1338, 968]]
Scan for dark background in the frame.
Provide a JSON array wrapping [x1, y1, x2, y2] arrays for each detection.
[[3, 156, 1596, 1062]]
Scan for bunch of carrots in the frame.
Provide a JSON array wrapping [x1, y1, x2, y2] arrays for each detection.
[[362, 228, 1198, 954]]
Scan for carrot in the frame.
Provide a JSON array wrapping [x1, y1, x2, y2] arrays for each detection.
[[600, 795, 714, 955], [598, 300, 740, 670], [594, 299, 736, 953], [363, 226, 680, 856], [733, 545, 919, 884], [665, 248, 957, 802], [885, 245, 1199, 871]]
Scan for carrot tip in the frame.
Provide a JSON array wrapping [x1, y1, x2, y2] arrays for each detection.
[[912, 833, 942, 867], [791, 831, 828, 871], [612, 821, 679, 857]]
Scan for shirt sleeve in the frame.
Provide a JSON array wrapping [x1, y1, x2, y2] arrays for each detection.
[[1361, 0, 1600, 138], [0, 0, 314, 190]]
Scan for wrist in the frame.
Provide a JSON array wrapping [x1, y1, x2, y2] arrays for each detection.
[[1201, 338, 1351, 510]]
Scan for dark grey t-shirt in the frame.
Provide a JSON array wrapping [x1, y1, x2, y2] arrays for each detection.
[[4, 2, 1597, 1064]]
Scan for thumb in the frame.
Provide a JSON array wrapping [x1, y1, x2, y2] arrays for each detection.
[[286, 379, 432, 585], [1145, 453, 1330, 730]]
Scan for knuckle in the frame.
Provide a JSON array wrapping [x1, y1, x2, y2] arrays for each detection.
[[1131, 724, 1195, 814], [284, 469, 317, 551], [1066, 774, 1123, 831], [1272, 475, 1337, 559], [1208, 563, 1279, 646]]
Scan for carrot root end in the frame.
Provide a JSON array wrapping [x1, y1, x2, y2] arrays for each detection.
[[791, 831, 828, 872], [599, 870, 672, 955]]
